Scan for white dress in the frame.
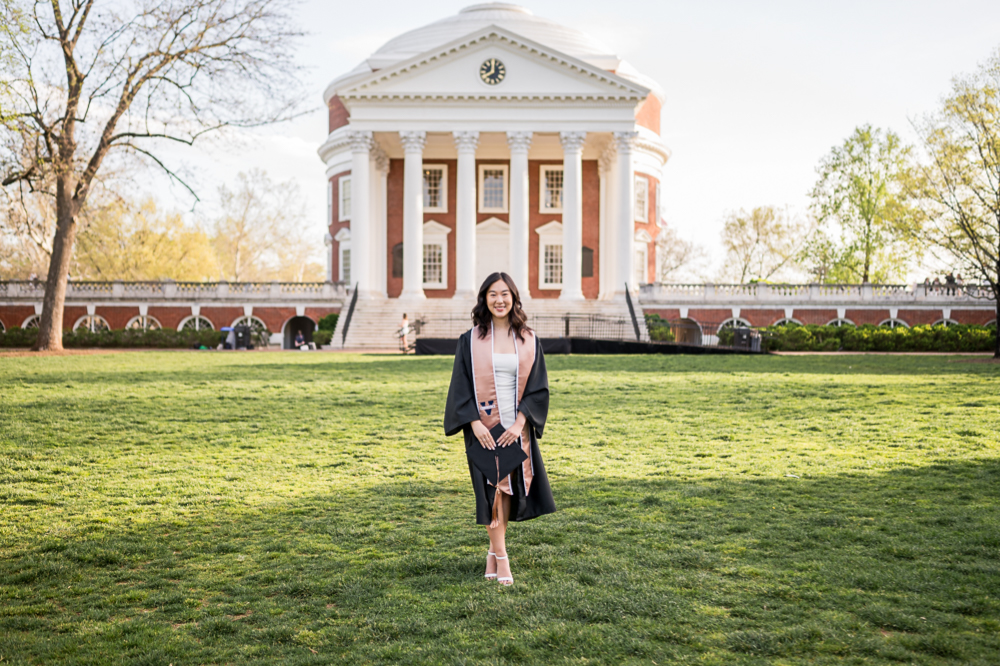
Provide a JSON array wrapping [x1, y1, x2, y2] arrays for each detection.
[[493, 353, 518, 429]]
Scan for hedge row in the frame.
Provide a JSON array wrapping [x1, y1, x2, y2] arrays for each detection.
[[762, 323, 997, 352], [0, 328, 225, 349]]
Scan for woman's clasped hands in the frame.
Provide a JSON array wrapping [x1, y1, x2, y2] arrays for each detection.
[[470, 414, 526, 450]]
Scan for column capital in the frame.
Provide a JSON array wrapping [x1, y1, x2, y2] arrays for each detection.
[[613, 130, 639, 153], [373, 145, 390, 174], [399, 130, 427, 153], [559, 131, 587, 153], [347, 130, 373, 153], [453, 131, 480, 153], [599, 143, 616, 174], [506, 131, 533, 153]]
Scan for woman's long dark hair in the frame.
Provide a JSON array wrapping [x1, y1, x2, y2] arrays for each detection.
[[472, 272, 529, 341]]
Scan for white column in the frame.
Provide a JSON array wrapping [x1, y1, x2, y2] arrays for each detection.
[[400, 131, 427, 299], [323, 233, 334, 282], [347, 130, 373, 297], [506, 131, 532, 297], [598, 145, 616, 300], [373, 149, 390, 297], [613, 131, 638, 299], [559, 131, 586, 301], [453, 131, 480, 299]]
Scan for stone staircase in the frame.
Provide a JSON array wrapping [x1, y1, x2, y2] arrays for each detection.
[[332, 295, 649, 350]]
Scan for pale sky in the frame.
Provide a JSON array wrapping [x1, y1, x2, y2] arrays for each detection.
[[161, 0, 1000, 280]]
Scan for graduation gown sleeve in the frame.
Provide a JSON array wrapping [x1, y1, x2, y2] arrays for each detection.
[[444, 331, 480, 437], [517, 336, 549, 438]]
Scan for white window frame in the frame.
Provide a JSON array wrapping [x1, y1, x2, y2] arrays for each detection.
[[334, 228, 351, 284], [21, 314, 41, 329], [73, 314, 110, 332], [478, 164, 509, 214], [634, 175, 649, 222], [634, 229, 652, 286], [535, 220, 564, 290], [327, 180, 334, 224], [422, 164, 448, 214], [178, 315, 214, 332], [126, 315, 162, 331], [539, 165, 564, 213], [655, 181, 665, 228], [338, 175, 352, 222], [422, 220, 451, 289]]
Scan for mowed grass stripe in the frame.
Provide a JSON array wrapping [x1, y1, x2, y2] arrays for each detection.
[[1, 352, 998, 664]]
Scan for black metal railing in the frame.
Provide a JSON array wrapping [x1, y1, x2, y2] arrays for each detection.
[[340, 283, 359, 346]]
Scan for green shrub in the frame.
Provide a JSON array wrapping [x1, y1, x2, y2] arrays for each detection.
[[312, 330, 333, 346], [761, 323, 995, 353], [317, 314, 339, 331], [644, 313, 677, 342], [0, 328, 225, 349]]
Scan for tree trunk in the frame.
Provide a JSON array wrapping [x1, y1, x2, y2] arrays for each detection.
[[32, 180, 78, 352]]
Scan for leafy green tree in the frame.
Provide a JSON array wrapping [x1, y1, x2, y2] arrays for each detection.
[[808, 125, 919, 283], [912, 48, 1000, 358]]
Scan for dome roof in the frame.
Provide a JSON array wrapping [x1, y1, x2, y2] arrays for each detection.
[[370, 3, 617, 66], [327, 3, 663, 102]]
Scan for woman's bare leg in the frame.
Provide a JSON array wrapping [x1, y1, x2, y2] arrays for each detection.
[[487, 493, 513, 584]]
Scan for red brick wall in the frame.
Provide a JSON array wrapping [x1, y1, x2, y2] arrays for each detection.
[[950, 309, 996, 325], [794, 309, 839, 325], [898, 309, 945, 326], [147, 307, 188, 330], [635, 173, 660, 284], [582, 160, 601, 300], [688, 308, 734, 326], [328, 96, 349, 133], [387, 159, 404, 298], [845, 309, 891, 326], [423, 159, 457, 299], [0, 306, 37, 330], [199, 307, 246, 330], [741, 309, 786, 327], [329, 170, 350, 283], [63, 306, 88, 331], [635, 94, 661, 135], [644, 308, 681, 320]]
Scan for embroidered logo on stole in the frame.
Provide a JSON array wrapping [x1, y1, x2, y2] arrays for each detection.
[[480, 400, 495, 415]]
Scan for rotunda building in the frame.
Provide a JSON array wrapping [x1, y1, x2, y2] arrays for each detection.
[[318, 2, 670, 303]]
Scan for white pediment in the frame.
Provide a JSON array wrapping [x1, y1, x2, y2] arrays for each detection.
[[477, 217, 510, 233], [338, 26, 649, 102], [423, 219, 452, 236], [334, 227, 351, 242], [536, 220, 563, 236], [635, 229, 652, 243]]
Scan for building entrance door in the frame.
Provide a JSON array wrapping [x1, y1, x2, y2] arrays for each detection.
[[476, 217, 510, 287]]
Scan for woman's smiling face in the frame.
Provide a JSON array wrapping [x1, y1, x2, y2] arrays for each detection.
[[486, 279, 513, 321]]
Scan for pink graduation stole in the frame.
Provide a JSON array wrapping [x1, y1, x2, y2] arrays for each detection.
[[470, 323, 536, 524]]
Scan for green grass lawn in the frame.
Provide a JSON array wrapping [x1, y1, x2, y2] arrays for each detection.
[[1, 352, 999, 665]]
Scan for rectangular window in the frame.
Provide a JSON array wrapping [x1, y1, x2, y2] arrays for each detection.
[[327, 181, 334, 224], [478, 165, 508, 213], [543, 243, 563, 287], [422, 165, 448, 212], [423, 243, 443, 287], [634, 176, 648, 222], [340, 247, 351, 283], [540, 166, 563, 213], [634, 245, 647, 285], [339, 176, 352, 221]]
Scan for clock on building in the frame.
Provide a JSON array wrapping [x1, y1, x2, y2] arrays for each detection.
[[479, 58, 505, 85]]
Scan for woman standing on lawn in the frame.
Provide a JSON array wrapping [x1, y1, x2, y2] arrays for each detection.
[[444, 272, 556, 586]]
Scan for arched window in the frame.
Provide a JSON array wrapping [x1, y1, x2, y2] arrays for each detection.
[[232, 316, 268, 335], [720, 317, 752, 329], [931, 319, 959, 327], [878, 318, 909, 329], [126, 315, 161, 331], [179, 315, 214, 331], [22, 314, 41, 329], [987, 320, 997, 328], [825, 318, 855, 327], [73, 314, 110, 332], [772, 318, 802, 327], [0, 319, 5, 333]]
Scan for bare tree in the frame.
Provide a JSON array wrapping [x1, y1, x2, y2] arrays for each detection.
[[0, 0, 304, 350], [210, 169, 320, 282], [912, 48, 1000, 358], [719, 206, 809, 283], [655, 225, 707, 282]]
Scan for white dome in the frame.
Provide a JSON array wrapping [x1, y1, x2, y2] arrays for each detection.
[[370, 3, 618, 66]]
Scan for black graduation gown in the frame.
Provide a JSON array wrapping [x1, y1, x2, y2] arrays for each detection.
[[444, 329, 557, 525]]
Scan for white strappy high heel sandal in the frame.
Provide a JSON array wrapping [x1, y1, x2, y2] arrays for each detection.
[[485, 551, 497, 580], [495, 554, 513, 585]]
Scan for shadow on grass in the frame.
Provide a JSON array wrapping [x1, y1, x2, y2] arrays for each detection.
[[3, 459, 999, 664]]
